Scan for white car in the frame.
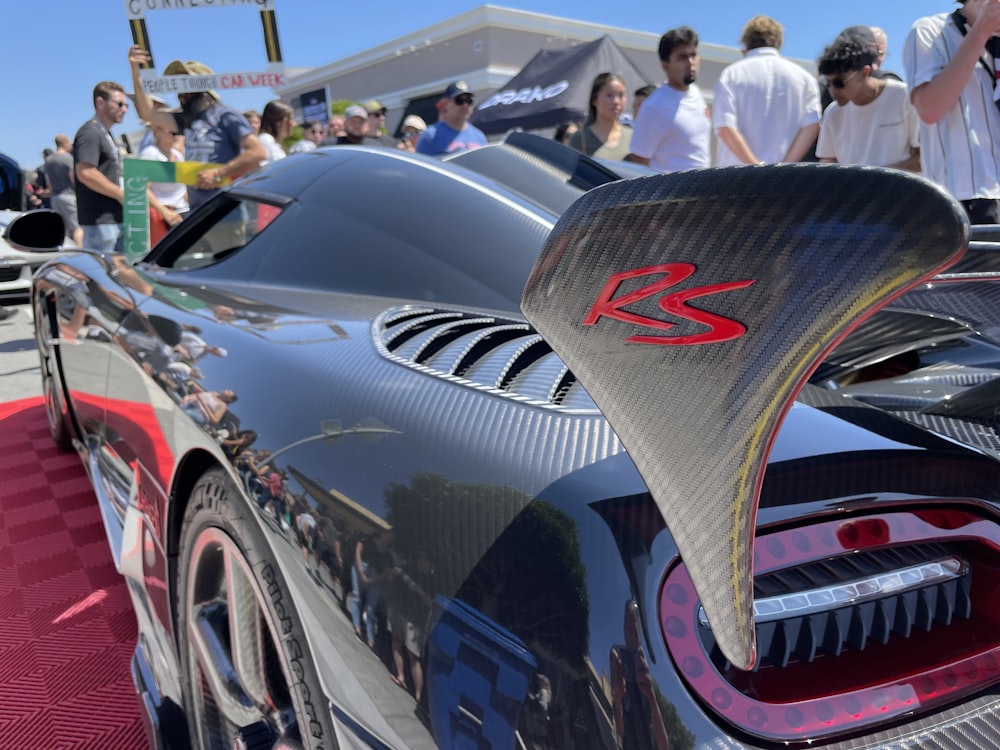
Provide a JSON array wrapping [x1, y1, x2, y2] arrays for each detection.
[[0, 209, 73, 301]]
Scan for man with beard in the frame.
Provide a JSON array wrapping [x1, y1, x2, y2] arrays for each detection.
[[128, 45, 265, 211], [73, 80, 129, 252], [628, 27, 711, 172], [335, 105, 370, 145]]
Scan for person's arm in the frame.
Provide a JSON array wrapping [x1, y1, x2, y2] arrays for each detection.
[[911, 0, 1000, 123], [76, 162, 124, 204], [194, 133, 266, 190], [127, 45, 178, 132], [716, 125, 762, 164], [147, 187, 182, 227], [628, 155, 651, 166], [886, 147, 922, 173], [782, 123, 820, 163], [35, 171, 51, 199]]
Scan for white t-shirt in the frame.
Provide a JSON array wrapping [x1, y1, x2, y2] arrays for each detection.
[[138, 144, 189, 212], [288, 139, 317, 154], [816, 79, 919, 167], [713, 47, 822, 166], [629, 83, 711, 172], [258, 133, 287, 164], [904, 13, 1000, 201]]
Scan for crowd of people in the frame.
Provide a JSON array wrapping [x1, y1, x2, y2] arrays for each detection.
[[22, 1, 1000, 259], [558, 1, 1000, 226]]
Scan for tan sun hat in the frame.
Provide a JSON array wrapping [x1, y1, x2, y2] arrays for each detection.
[[163, 59, 220, 100]]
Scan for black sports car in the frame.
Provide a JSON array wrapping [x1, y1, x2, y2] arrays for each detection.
[[26, 133, 1000, 749]]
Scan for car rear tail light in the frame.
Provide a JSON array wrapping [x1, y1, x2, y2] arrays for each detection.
[[659, 509, 1000, 742]]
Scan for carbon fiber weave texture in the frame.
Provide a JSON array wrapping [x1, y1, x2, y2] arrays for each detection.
[[521, 163, 967, 669]]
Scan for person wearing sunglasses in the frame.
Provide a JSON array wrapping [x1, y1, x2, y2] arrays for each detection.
[[905, 0, 1000, 224], [815, 35, 920, 171], [289, 120, 327, 154], [416, 80, 488, 156], [397, 114, 427, 152], [72, 80, 129, 253], [364, 100, 397, 147], [128, 45, 266, 212]]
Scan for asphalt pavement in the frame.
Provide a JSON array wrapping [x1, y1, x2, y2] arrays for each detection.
[[0, 300, 42, 402]]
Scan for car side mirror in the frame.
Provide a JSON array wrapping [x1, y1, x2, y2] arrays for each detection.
[[3, 209, 65, 251]]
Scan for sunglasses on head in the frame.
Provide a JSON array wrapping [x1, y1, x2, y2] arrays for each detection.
[[454, 95, 474, 106]]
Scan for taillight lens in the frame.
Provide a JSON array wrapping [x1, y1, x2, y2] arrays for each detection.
[[660, 508, 1000, 742]]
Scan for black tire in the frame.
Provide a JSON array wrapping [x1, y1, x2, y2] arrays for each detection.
[[35, 298, 72, 450], [176, 468, 337, 750]]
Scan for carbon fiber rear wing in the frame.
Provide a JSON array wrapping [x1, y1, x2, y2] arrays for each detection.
[[521, 164, 968, 670]]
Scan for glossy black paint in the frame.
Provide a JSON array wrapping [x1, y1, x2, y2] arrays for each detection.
[[31, 143, 1000, 749]]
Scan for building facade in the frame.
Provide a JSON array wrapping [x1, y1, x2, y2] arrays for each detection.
[[276, 6, 816, 140]]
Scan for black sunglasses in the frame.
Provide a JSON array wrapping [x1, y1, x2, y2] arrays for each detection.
[[824, 70, 858, 90], [454, 95, 474, 106]]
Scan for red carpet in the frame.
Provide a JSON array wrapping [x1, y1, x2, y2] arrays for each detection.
[[0, 398, 146, 749]]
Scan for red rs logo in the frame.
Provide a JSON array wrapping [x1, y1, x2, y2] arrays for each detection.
[[583, 263, 755, 345]]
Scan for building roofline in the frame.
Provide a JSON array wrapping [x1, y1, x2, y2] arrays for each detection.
[[276, 4, 750, 95]]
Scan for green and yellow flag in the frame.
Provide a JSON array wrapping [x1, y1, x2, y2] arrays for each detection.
[[123, 159, 229, 264]]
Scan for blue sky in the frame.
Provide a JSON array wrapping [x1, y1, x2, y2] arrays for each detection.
[[5, 0, 947, 170]]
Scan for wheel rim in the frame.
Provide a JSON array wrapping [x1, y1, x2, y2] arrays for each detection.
[[35, 308, 65, 440], [41, 353, 62, 436], [185, 527, 304, 749]]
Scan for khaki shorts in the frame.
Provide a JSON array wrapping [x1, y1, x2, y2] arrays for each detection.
[[52, 192, 80, 233]]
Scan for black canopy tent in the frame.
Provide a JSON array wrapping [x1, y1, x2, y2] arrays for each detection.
[[470, 35, 651, 136]]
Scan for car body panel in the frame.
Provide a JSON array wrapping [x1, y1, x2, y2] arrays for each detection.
[[31, 140, 1000, 749], [0, 209, 75, 299]]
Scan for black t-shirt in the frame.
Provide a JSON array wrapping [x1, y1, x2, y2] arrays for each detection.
[[73, 119, 122, 225]]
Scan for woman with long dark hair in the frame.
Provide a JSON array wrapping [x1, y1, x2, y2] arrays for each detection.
[[568, 72, 632, 160], [258, 100, 295, 164]]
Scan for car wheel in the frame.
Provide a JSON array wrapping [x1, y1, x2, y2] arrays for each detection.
[[35, 299, 72, 450], [177, 468, 337, 750]]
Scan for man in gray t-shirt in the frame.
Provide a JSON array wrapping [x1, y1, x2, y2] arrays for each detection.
[[45, 134, 81, 246]]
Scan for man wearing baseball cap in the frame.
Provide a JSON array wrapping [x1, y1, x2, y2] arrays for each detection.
[[335, 105, 371, 145], [364, 99, 396, 147], [127, 45, 265, 211], [416, 81, 488, 155]]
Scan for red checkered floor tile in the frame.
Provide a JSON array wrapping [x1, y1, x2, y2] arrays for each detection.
[[0, 398, 146, 749]]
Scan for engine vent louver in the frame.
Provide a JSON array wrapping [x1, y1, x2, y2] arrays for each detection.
[[374, 307, 599, 412]]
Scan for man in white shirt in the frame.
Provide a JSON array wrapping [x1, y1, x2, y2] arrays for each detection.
[[713, 15, 822, 166], [628, 26, 711, 172], [905, 0, 1000, 223], [816, 35, 920, 170]]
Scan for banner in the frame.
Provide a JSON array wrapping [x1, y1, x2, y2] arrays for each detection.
[[125, 0, 284, 92], [300, 88, 329, 124], [122, 159, 229, 264]]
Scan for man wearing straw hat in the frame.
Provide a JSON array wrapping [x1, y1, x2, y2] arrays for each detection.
[[128, 45, 265, 211]]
